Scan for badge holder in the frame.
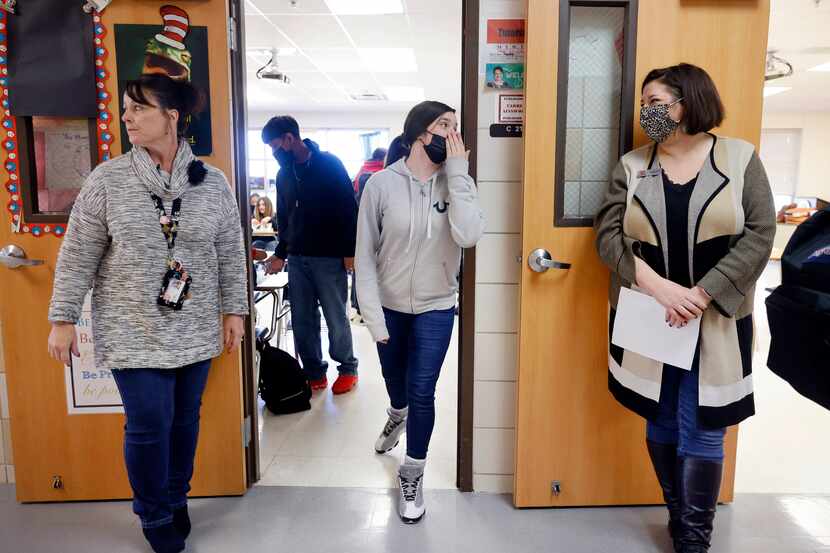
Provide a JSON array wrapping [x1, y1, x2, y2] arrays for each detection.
[[157, 259, 192, 310]]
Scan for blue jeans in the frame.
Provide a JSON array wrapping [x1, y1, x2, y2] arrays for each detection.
[[288, 255, 358, 380], [646, 361, 726, 461], [376, 307, 455, 460], [111, 360, 211, 528]]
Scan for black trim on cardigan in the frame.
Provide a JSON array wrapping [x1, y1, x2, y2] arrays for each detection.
[[609, 370, 659, 422], [699, 393, 755, 429]]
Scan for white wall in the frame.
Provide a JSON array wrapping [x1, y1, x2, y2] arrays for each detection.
[[471, 0, 526, 494], [762, 111, 830, 200], [248, 110, 408, 138]]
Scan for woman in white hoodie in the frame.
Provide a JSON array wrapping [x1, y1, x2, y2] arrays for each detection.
[[355, 101, 485, 523]]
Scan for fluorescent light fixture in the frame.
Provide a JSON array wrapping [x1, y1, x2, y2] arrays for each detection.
[[357, 48, 417, 72], [808, 61, 830, 72], [383, 86, 425, 102], [763, 86, 791, 97], [325, 0, 403, 15]]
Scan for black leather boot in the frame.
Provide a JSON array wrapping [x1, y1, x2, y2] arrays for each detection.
[[173, 506, 191, 540], [142, 522, 185, 553], [677, 457, 723, 553], [647, 440, 682, 552]]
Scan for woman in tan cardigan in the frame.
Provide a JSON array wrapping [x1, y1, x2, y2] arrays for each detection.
[[594, 63, 775, 553]]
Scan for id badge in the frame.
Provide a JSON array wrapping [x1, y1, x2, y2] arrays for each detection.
[[157, 260, 193, 310]]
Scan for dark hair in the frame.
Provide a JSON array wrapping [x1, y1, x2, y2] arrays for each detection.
[[124, 73, 204, 137], [494, 66, 504, 73], [385, 135, 409, 167], [262, 116, 301, 144], [401, 100, 455, 150], [371, 147, 387, 161], [642, 63, 725, 135]]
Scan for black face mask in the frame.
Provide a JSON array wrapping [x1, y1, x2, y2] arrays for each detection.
[[423, 132, 447, 164], [273, 147, 294, 167]]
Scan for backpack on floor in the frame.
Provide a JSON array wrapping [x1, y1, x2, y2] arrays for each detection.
[[766, 206, 830, 410], [258, 342, 311, 415]]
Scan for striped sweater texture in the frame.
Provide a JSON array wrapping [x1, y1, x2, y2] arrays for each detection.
[[48, 142, 249, 370]]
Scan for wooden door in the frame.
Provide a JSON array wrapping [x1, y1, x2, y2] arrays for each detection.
[[0, 0, 248, 502], [514, 0, 770, 507]]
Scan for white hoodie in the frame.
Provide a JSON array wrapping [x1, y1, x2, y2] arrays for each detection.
[[355, 156, 486, 342]]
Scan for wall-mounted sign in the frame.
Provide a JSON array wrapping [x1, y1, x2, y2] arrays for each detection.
[[486, 19, 525, 63], [497, 94, 524, 123], [115, 5, 213, 155], [64, 292, 123, 415], [490, 124, 523, 138]]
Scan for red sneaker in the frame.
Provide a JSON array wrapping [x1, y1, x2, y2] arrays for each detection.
[[332, 374, 358, 395], [309, 376, 328, 391]]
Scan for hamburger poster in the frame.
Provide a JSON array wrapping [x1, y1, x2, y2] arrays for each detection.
[[114, 5, 213, 155]]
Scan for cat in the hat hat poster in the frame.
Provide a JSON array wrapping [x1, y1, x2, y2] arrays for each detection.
[[114, 5, 212, 155]]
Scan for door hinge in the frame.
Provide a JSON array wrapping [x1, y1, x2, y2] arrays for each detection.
[[242, 415, 251, 447], [227, 16, 238, 51]]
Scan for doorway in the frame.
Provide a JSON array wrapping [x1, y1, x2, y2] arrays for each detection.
[[236, 0, 474, 491]]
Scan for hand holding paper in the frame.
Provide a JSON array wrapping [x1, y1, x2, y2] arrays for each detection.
[[611, 287, 702, 370]]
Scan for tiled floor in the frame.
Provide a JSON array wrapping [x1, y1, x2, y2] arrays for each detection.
[[3, 484, 830, 552], [254, 290, 458, 490]]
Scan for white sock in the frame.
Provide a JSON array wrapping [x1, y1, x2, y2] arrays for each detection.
[[390, 406, 409, 419], [404, 455, 426, 467]]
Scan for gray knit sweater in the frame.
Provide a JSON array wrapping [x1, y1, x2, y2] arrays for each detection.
[[48, 142, 249, 370]]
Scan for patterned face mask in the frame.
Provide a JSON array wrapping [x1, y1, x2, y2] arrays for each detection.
[[639, 98, 683, 143]]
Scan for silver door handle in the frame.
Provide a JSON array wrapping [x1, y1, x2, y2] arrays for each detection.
[[0, 245, 44, 269], [527, 248, 571, 273]]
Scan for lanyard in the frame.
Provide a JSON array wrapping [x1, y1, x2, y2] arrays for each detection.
[[150, 193, 182, 259]]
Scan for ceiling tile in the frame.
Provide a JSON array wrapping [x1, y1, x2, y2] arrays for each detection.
[[247, 0, 332, 15], [273, 15, 352, 48], [337, 15, 411, 47], [244, 15, 295, 49], [288, 71, 338, 88]]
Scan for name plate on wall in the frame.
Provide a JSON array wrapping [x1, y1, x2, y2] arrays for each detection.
[[489, 123, 523, 138]]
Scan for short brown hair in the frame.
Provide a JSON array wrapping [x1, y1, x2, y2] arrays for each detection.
[[642, 63, 725, 135]]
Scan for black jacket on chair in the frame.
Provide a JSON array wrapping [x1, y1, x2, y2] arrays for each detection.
[[767, 206, 830, 410]]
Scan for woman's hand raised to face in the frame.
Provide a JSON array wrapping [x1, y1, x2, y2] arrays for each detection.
[[446, 131, 470, 161]]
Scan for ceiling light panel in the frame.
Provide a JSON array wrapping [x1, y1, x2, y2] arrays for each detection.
[[357, 48, 418, 72], [808, 61, 830, 72], [324, 0, 404, 15]]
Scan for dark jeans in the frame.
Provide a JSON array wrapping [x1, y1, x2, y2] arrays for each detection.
[[646, 361, 726, 461], [111, 360, 212, 528], [288, 255, 358, 380], [376, 307, 455, 459]]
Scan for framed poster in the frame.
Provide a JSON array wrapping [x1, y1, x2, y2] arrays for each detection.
[[114, 5, 212, 155], [64, 292, 124, 415]]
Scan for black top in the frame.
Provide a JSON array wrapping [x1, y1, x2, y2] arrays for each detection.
[[274, 139, 358, 260], [663, 171, 698, 288]]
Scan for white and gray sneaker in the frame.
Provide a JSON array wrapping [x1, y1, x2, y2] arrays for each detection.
[[374, 407, 408, 454], [397, 460, 426, 524]]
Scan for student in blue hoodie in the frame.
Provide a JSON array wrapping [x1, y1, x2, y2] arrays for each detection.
[[355, 101, 485, 523], [262, 116, 359, 395]]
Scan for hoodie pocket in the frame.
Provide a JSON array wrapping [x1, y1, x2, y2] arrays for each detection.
[[414, 262, 456, 302], [379, 258, 410, 305]]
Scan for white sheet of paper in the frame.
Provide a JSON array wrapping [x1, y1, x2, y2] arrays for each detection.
[[611, 287, 701, 371]]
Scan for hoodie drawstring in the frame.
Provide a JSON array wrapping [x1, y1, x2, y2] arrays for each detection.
[[404, 172, 438, 252]]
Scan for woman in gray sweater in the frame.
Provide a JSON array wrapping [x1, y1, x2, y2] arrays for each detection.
[[356, 101, 485, 523], [47, 74, 248, 553]]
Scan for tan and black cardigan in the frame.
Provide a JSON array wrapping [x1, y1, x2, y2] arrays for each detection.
[[594, 134, 776, 428]]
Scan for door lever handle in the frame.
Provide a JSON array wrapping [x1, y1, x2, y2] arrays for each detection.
[[0, 245, 45, 269], [528, 248, 571, 273]]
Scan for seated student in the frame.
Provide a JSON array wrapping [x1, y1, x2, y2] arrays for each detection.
[[252, 196, 276, 250]]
